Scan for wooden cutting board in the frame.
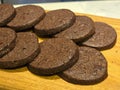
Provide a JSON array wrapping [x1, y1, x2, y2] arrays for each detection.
[[0, 12, 120, 90]]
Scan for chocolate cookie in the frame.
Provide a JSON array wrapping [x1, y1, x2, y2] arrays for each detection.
[[7, 5, 45, 31], [34, 9, 75, 36], [0, 28, 16, 57], [0, 4, 15, 26], [55, 16, 95, 42], [82, 22, 117, 50], [59, 46, 108, 85], [27, 38, 79, 75], [0, 32, 40, 69]]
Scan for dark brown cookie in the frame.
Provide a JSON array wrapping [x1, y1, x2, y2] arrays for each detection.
[[0, 4, 15, 26], [34, 9, 76, 36], [58, 46, 108, 85], [7, 5, 45, 31], [27, 38, 79, 75], [82, 22, 117, 50], [55, 16, 95, 42], [0, 32, 40, 69], [0, 28, 16, 57]]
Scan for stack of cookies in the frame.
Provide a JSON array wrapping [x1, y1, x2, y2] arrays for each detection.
[[0, 4, 117, 85]]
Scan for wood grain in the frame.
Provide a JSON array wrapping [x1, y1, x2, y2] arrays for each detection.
[[0, 13, 120, 90]]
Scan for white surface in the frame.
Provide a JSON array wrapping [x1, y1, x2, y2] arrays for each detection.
[[15, 1, 120, 19]]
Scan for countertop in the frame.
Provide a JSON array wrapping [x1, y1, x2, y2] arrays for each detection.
[[14, 1, 120, 19]]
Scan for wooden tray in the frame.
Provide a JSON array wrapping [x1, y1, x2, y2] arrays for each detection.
[[0, 13, 120, 90]]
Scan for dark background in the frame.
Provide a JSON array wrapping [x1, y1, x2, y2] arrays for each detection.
[[1, 0, 99, 4]]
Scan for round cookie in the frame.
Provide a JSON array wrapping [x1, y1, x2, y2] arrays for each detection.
[[7, 5, 45, 31], [58, 46, 108, 85], [0, 32, 40, 69], [0, 28, 16, 57], [27, 38, 79, 75], [0, 4, 15, 26], [82, 22, 117, 50], [55, 16, 95, 42], [34, 9, 76, 36]]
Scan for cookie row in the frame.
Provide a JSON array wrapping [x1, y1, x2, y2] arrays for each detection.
[[0, 31, 107, 85], [0, 4, 117, 50], [0, 29, 39, 68], [28, 38, 108, 85]]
